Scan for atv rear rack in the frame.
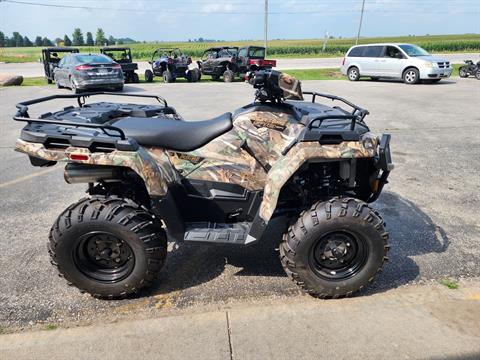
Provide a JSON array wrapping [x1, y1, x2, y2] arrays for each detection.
[[13, 92, 169, 140]]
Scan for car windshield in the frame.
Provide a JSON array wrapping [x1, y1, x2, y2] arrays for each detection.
[[248, 47, 265, 59], [399, 44, 430, 57], [75, 54, 112, 64]]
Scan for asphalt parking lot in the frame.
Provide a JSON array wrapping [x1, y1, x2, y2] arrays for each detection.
[[0, 78, 479, 331]]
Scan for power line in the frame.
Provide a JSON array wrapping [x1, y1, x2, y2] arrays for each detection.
[[1, 0, 477, 14]]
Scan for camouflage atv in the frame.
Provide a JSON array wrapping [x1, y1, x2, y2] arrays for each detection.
[[14, 70, 393, 299]]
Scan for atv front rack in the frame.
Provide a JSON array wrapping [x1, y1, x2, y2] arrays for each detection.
[[282, 92, 370, 156], [303, 91, 369, 119], [13, 92, 169, 140]]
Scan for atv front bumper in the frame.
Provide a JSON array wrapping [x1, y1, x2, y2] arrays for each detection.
[[370, 134, 393, 202]]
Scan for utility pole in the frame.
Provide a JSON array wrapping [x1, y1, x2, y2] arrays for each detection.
[[356, 0, 366, 45], [264, 0, 268, 57]]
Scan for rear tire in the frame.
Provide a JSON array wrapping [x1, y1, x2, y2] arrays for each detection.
[[144, 69, 153, 83], [475, 70, 480, 80], [163, 70, 173, 83], [459, 67, 468, 78], [280, 198, 389, 298], [347, 66, 360, 81], [49, 196, 167, 299], [403, 67, 419, 84]]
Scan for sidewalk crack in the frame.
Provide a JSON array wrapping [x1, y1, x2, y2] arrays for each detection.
[[226, 310, 234, 360]]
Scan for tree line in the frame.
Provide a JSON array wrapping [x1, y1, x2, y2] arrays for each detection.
[[0, 28, 126, 47]]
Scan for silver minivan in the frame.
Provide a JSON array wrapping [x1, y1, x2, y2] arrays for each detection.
[[341, 43, 452, 84]]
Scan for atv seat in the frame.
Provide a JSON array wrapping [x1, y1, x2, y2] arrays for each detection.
[[113, 112, 233, 152]]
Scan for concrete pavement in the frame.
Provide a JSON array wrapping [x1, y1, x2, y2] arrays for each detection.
[[0, 280, 479, 360], [1, 79, 479, 333], [0, 53, 477, 77]]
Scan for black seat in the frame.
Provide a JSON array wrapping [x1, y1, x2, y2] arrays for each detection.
[[113, 112, 233, 151]]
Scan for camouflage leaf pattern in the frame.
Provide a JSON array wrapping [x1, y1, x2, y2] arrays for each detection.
[[15, 139, 178, 196]]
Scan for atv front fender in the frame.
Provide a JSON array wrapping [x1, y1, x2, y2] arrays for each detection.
[[259, 140, 378, 221]]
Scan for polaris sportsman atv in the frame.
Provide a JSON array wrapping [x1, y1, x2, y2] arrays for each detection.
[[14, 70, 393, 299], [459, 59, 480, 80]]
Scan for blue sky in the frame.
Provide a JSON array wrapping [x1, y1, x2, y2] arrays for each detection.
[[1, 0, 479, 41]]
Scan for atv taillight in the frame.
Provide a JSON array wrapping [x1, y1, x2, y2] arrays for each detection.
[[75, 65, 94, 71], [69, 153, 90, 161]]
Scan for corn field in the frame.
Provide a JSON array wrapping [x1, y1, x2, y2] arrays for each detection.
[[1, 34, 479, 63]]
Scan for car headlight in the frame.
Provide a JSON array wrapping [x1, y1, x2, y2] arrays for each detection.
[[424, 62, 434, 68]]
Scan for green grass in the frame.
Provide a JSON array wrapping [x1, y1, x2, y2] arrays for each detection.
[[44, 323, 58, 331], [440, 279, 459, 289], [283, 68, 344, 80], [1, 64, 465, 87], [1, 34, 479, 63]]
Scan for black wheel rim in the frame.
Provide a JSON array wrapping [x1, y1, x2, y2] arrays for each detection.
[[73, 231, 135, 283], [309, 231, 368, 280]]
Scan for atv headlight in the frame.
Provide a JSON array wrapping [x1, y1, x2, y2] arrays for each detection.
[[362, 137, 375, 150]]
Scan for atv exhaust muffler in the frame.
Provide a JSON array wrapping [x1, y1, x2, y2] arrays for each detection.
[[64, 163, 125, 184]]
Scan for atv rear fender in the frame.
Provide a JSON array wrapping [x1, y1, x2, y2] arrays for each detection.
[[15, 139, 179, 197]]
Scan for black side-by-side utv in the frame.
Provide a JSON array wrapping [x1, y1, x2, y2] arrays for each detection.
[[100, 47, 139, 83], [42, 47, 79, 84]]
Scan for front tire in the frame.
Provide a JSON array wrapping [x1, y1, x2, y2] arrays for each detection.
[[475, 70, 480, 80], [280, 198, 389, 298], [144, 69, 153, 83], [403, 67, 419, 84], [347, 66, 360, 81], [223, 69, 235, 82], [49, 196, 167, 298], [459, 67, 468, 78]]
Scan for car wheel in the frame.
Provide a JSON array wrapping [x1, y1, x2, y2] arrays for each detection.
[[70, 77, 80, 94], [403, 68, 419, 84], [54, 76, 62, 89], [458, 67, 468, 78], [347, 67, 360, 81], [144, 70, 153, 83], [475, 70, 480, 80], [163, 70, 173, 83]]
